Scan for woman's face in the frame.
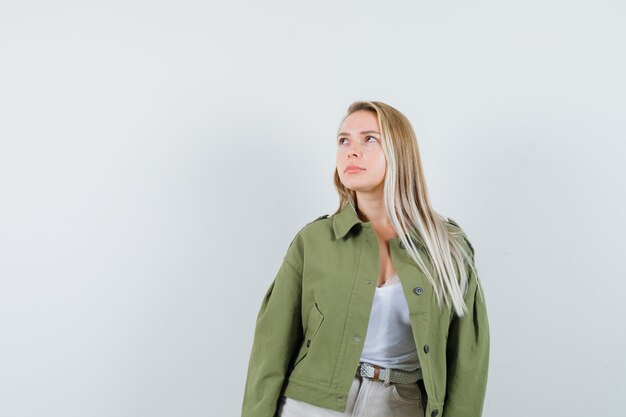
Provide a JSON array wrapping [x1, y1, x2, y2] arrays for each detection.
[[336, 110, 387, 195]]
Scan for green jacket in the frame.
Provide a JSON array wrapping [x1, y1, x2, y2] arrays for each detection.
[[241, 203, 490, 417]]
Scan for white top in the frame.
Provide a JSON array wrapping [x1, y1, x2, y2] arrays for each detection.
[[359, 273, 421, 371]]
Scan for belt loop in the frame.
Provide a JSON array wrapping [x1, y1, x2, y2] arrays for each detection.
[[383, 367, 391, 387]]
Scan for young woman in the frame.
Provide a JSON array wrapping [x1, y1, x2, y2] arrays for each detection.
[[241, 101, 490, 417]]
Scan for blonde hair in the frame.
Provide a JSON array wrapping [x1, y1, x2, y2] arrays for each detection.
[[332, 101, 482, 317]]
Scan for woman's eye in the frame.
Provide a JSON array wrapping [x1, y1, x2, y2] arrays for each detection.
[[338, 136, 376, 145]]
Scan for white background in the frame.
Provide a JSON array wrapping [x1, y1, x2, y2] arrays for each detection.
[[1, 1, 625, 416]]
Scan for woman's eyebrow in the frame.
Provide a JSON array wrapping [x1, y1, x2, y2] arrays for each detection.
[[337, 130, 380, 137]]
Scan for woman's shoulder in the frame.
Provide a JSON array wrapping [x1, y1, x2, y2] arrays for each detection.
[[311, 214, 329, 222], [287, 213, 332, 243], [444, 216, 475, 258], [444, 216, 463, 233], [298, 213, 331, 236], [284, 213, 332, 265]]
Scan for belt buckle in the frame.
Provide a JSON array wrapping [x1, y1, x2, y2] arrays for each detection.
[[370, 363, 383, 381], [371, 363, 393, 386]]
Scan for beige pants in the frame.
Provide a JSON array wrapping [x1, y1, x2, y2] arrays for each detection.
[[276, 373, 424, 417]]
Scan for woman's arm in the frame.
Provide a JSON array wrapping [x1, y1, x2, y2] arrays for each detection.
[[443, 247, 490, 417], [241, 238, 304, 417]]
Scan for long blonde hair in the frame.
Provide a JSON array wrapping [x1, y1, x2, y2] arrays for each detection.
[[332, 101, 482, 317]]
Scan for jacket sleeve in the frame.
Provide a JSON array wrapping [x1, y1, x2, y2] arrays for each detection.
[[443, 245, 490, 417], [241, 236, 304, 417]]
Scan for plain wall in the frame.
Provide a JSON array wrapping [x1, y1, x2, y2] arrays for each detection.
[[1, 1, 625, 416]]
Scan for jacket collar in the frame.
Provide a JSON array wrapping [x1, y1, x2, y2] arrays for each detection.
[[332, 201, 425, 248], [332, 201, 363, 240]]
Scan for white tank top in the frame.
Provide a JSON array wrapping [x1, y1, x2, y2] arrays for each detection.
[[359, 273, 421, 371]]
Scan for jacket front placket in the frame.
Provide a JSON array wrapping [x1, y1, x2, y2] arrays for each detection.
[[329, 222, 380, 407], [390, 234, 441, 407]]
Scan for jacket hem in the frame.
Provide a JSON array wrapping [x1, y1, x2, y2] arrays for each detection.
[[282, 376, 349, 412]]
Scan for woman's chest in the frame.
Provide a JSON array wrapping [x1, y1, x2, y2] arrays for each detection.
[[300, 232, 450, 325]]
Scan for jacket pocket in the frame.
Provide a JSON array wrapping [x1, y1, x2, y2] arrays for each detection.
[[292, 302, 324, 369]]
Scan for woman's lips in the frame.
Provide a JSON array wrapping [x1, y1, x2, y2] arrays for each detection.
[[345, 167, 365, 173]]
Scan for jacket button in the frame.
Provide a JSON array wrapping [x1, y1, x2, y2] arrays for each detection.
[[352, 336, 360, 342], [413, 287, 423, 295], [423, 344, 430, 353], [399, 242, 406, 249], [431, 410, 439, 417], [306, 339, 311, 347]]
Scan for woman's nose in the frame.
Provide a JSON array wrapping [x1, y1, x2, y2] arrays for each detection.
[[346, 143, 361, 156]]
